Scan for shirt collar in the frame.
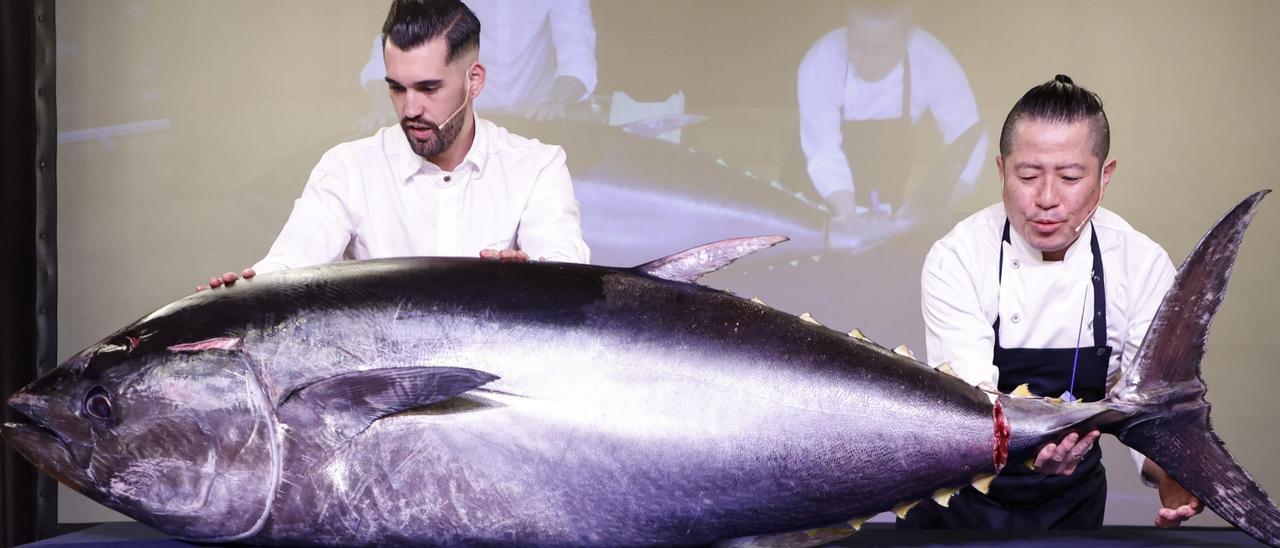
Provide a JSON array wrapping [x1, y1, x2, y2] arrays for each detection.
[[1004, 216, 1094, 265], [386, 112, 490, 184]]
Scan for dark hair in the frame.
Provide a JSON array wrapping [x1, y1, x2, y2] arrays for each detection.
[[999, 74, 1110, 160], [381, 0, 480, 63]]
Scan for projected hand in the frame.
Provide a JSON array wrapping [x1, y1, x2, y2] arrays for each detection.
[[1034, 430, 1100, 476], [522, 77, 587, 122], [1144, 459, 1204, 527], [197, 268, 255, 292]]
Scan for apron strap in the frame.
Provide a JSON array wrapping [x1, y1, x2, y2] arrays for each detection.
[[1087, 223, 1107, 348], [994, 220, 1107, 349]]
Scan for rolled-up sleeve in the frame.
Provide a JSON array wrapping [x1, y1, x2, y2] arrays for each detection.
[[548, 0, 597, 101], [252, 153, 357, 275], [515, 146, 589, 264]]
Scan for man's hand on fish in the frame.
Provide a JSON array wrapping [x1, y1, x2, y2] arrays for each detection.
[[1033, 430, 1101, 476], [1144, 458, 1204, 528], [197, 268, 255, 292], [479, 249, 541, 262]]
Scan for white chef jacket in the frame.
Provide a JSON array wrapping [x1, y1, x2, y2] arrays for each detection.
[[921, 202, 1175, 479], [797, 26, 987, 201], [360, 0, 597, 111], [253, 116, 589, 274]]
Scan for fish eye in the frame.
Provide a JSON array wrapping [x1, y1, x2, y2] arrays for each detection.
[[83, 386, 113, 421]]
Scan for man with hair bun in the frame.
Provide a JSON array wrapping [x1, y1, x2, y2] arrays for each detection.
[[906, 75, 1202, 529]]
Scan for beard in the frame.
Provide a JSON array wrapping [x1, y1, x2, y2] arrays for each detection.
[[400, 99, 467, 159]]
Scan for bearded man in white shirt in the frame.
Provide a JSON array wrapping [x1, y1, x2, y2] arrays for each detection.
[[903, 75, 1201, 529], [201, 0, 589, 291]]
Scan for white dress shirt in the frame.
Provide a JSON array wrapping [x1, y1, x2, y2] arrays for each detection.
[[253, 116, 589, 274], [922, 203, 1175, 479], [797, 26, 987, 201], [360, 0, 597, 111]]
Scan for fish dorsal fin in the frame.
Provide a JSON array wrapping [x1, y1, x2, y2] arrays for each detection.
[[279, 366, 498, 439], [636, 236, 788, 283]]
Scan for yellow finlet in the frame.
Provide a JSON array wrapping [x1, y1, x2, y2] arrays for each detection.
[[847, 516, 869, 531], [847, 328, 868, 340], [799, 312, 822, 326], [971, 473, 996, 494], [750, 296, 766, 305], [937, 361, 959, 378], [932, 487, 960, 507], [1010, 383, 1034, 398], [1025, 455, 1038, 470], [892, 500, 920, 519], [892, 345, 915, 359]]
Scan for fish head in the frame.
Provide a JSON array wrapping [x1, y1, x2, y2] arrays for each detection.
[[2, 332, 279, 541]]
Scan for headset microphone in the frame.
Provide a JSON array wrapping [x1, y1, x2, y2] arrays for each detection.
[[434, 64, 474, 130], [1073, 178, 1105, 234]]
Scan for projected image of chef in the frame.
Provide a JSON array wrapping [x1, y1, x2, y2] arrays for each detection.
[[797, 0, 986, 238], [358, 0, 597, 131]]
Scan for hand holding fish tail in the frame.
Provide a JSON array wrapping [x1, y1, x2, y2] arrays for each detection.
[[197, 268, 255, 292], [1143, 458, 1204, 528], [1033, 430, 1100, 476]]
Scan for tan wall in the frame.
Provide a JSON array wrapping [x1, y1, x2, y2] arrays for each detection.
[[54, 0, 1280, 528]]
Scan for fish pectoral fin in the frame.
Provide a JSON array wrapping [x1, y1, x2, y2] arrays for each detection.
[[280, 366, 499, 439], [635, 236, 788, 284]]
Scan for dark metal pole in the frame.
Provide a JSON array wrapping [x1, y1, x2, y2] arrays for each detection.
[[1, 0, 59, 543]]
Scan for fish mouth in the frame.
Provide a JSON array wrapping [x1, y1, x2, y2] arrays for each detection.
[[1, 422, 93, 491]]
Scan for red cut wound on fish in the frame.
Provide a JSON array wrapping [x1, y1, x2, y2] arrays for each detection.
[[992, 401, 1010, 473], [167, 337, 242, 353]]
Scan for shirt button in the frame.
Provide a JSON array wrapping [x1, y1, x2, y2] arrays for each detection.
[[1011, 259, 1021, 269], [443, 175, 452, 183], [1010, 312, 1021, 324]]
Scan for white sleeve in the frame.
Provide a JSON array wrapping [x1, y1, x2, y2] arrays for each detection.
[[252, 153, 357, 275], [918, 37, 986, 193], [922, 240, 999, 389], [797, 37, 855, 201], [1122, 246, 1178, 486], [360, 34, 386, 90], [548, 0, 598, 100], [514, 146, 590, 264]]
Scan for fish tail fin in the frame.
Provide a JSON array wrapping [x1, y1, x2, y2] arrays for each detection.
[[1106, 190, 1279, 545]]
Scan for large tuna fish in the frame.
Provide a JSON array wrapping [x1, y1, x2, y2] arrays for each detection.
[[3, 192, 1279, 546]]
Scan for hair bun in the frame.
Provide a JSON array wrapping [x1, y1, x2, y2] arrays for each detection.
[[1054, 74, 1075, 85]]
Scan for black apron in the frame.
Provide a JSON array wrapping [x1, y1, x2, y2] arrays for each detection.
[[841, 56, 916, 213], [781, 55, 920, 211], [899, 221, 1112, 529]]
